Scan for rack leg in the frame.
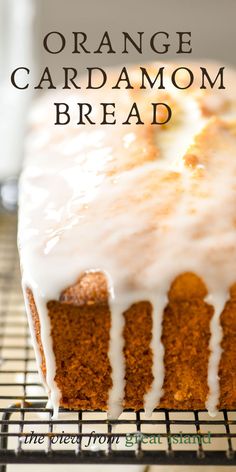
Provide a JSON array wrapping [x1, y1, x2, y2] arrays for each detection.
[[0, 405, 14, 472]]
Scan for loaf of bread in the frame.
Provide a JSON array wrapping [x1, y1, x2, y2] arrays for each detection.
[[18, 62, 236, 418]]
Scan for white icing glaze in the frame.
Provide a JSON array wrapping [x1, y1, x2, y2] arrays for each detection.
[[107, 296, 126, 419], [205, 293, 227, 416], [32, 292, 61, 418], [144, 294, 168, 416], [18, 62, 236, 418], [21, 283, 46, 390]]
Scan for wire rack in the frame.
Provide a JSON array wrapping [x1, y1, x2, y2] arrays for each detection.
[[1, 212, 236, 470]]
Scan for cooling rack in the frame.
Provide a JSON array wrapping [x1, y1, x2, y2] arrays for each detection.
[[0, 212, 236, 471]]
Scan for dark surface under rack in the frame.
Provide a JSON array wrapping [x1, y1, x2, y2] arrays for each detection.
[[1, 213, 236, 469]]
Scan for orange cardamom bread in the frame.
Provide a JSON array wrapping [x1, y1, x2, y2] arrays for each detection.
[[18, 62, 236, 417]]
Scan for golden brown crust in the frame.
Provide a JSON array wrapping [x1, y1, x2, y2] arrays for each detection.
[[48, 300, 111, 410], [123, 301, 153, 409], [219, 298, 236, 408], [60, 272, 109, 306], [160, 274, 211, 409], [27, 272, 236, 411], [26, 288, 47, 381]]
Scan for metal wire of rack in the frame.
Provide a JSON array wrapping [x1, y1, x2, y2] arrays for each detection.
[[1, 212, 236, 470]]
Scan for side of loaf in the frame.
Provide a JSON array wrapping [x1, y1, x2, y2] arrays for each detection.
[[18, 62, 236, 417], [26, 272, 236, 412]]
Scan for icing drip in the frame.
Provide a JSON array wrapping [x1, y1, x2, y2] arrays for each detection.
[[18, 62, 236, 418], [22, 281, 61, 417], [107, 296, 126, 418], [205, 293, 228, 416], [144, 294, 168, 416], [32, 291, 61, 418], [21, 283, 46, 390]]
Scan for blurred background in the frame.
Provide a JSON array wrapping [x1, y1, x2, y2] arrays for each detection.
[[38, 0, 236, 69], [0, 0, 236, 208]]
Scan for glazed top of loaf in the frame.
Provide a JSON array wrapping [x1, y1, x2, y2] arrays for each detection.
[[18, 61, 236, 418]]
